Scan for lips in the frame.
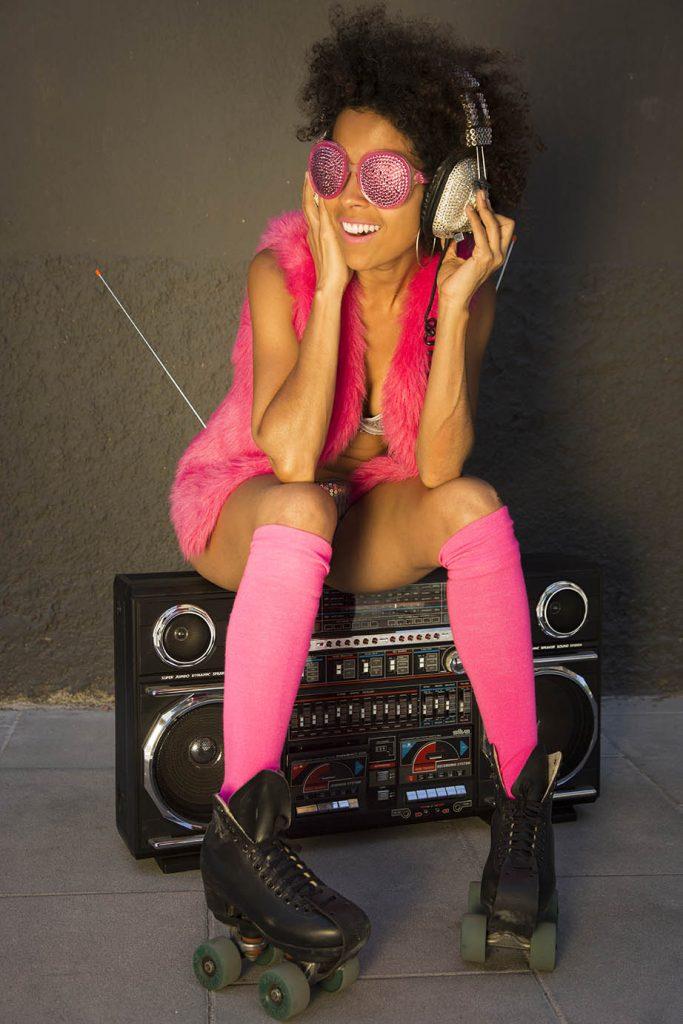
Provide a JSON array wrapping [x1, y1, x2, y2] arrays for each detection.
[[339, 221, 382, 243]]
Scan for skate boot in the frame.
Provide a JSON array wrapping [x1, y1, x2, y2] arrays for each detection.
[[192, 767, 371, 1019], [460, 741, 562, 971]]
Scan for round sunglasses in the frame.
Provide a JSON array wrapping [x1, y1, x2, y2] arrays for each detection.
[[307, 139, 431, 210]]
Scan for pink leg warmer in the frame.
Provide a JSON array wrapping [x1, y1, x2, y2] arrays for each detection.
[[219, 523, 332, 801], [438, 505, 538, 799]]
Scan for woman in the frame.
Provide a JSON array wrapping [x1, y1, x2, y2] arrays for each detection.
[[179, 3, 561, 1004]]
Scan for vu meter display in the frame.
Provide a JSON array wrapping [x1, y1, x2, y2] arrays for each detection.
[[400, 734, 471, 782], [290, 753, 366, 796]]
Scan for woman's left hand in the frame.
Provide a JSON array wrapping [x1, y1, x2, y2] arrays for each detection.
[[435, 187, 515, 311]]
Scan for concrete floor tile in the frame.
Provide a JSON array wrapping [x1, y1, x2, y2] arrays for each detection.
[[626, 754, 682, 806], [0, 767, 203, 895], [0, 890, 207, 1024], [601, 707, 681, 759], [599, 732, 622, 757], [601, 711, 683, 806], [210, 970, 557, 1023], [602, 694, 683, 714], [3, 705, 681, 1022], [538, 873, 683, 1024], [0, 710, 20, 756], [0, 708, 114, 769]]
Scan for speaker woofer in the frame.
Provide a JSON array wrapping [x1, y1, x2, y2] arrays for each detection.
[[143, 695, 223, 829], [481, 665, 598, 789]]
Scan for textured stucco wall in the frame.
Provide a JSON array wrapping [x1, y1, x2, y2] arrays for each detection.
[[1, 0, 681, 704]]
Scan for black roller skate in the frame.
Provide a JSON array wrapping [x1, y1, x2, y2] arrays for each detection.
[[192, 767, 371, 1020], [460, 741, 562, 971]]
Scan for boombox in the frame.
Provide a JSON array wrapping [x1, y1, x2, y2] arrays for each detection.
[[114, 554, 602, 873]]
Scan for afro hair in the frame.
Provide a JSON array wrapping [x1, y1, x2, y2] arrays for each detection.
[[294, 2, 545, 219]]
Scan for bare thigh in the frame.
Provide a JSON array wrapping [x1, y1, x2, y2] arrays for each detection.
[[186, 473, 339, 591], [326, 474, 504, 594]]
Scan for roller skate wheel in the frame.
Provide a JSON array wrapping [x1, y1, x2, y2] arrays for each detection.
[[258, 960, 311, 1020], [192, 935, 242, 990], [460, 912, 488, 964], [529, 919, 557, 972], [256, 943, 285, 966], [467, 880, 484, 914], [319, 954, 361, 992]]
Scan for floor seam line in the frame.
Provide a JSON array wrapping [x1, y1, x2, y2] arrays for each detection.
[[1, 872, 682, 898], [0, 710, 23, 760], [602, 740, 680, 810], [533, 970, 571, 1023]]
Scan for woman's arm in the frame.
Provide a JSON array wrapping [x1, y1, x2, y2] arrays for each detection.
[[416, 276, 497, 487], [249, 248, 345, 481]]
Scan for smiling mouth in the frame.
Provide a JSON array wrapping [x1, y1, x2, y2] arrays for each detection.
[[340, 223, 382, 240]]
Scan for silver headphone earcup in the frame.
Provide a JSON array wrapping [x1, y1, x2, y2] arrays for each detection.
[[429, 155, 481, 238]]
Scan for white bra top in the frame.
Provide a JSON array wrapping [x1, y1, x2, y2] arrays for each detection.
[[359, 411, 384, 435]]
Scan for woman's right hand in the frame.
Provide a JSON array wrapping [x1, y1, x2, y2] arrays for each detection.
[[302, 170, 354, 295]]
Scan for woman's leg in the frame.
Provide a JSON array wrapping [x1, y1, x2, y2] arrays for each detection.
[[188, 475, 340, 799], [436, 502, 538, 798], [217, 483, 338, 800], [194, 478, 372, 968]]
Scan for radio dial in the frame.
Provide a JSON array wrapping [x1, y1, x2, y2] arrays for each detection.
[[442, 646, 464, 675]]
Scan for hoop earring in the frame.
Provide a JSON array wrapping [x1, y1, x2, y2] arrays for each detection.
[[415, 227, 436, 268]]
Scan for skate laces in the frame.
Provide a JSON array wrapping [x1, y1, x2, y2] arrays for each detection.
[[251, 831, 322, 906], [500, 786, 544, 870]]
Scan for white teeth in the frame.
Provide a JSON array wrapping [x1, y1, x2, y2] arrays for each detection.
[[341, 222, 380, 234]]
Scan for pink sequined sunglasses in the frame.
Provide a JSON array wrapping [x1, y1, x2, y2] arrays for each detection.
[[307, 139, 431, 209]]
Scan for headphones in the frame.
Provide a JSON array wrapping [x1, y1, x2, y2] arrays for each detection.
[[418, 67, 492, 256], [416, 67, 493, 351]]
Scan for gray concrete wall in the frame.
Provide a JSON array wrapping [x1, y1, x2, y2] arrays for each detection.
[[1, 0, 680, 704]]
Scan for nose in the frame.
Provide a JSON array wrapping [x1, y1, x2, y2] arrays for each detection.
[[339, 164, 366, 203]]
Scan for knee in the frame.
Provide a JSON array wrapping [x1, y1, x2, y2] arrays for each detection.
[[430, 475, 504, 534], [255, 481, 339, 542]]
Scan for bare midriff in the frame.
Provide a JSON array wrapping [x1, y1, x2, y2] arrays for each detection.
[[315, 424, 388, 482]]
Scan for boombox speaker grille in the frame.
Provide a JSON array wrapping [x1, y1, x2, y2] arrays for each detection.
[[152, 700, 223, 824]]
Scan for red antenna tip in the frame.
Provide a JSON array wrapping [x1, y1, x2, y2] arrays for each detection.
[[95, 268, 101, 276]]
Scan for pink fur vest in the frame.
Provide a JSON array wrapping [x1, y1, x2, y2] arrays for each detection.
[[168, 208, 474, 562]]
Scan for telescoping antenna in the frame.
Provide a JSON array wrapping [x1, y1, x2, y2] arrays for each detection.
[[94, 268, 206, 428], [495, 234, 515, 292]]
